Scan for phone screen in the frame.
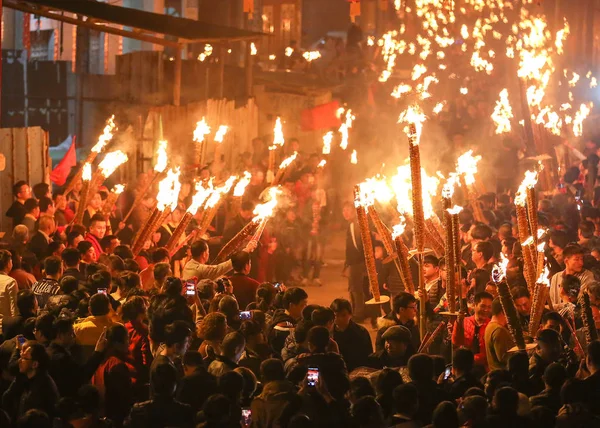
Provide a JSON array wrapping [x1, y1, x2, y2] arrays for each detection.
[[97, 288, 107, 295], [307, 367, 319, 387], [17, 336, 26, 346], [274, 282, 281, 289], [241, 408, 252, 426], [240, 311, 252, 320], [444, 366, 452, 380], [186, 281, 195, 296]]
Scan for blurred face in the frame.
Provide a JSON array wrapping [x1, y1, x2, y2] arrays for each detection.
[[398, 302, 417, 321], [17, 184, 32, 201], [54, 194, 67, 210], [423, 262, 439, 280], [543, 319, 561, 332], [374, 246, 384, 260], [342, 206, 354, 221], [107, 238, 120, 254], [475, 297, 493, 320], [72, 234, 84, 248], [592, 249, 600, 262], [564, 253, 584, 273], [251, 171, 264, 184], [171, 209, 183, 224], [18, 346, 35, 375], [549, 239, 563, 258], [334, 309, 352, 330], [176, 336, 191, 356], [385, 339, 407, 359], [84, 246, 97, 263], [286, 210, 296, 222], [514, 297, 531, 316], [88, 193, 102, 210], [240, 209, 253, 221], [289, 298, 308, 320], [90, 221, 107, 239], [44, 202, 56, 216], [58, 326, 76, 346], [472, 249, 483, 264], [53, 243, 66, 257], [485, 283, 498, 298]]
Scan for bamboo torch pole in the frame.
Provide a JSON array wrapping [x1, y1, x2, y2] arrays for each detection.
[[73, 163, 92, 225]]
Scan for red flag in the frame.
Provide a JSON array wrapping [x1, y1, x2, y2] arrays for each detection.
[[300, 101, 342, 131], [50, 136, 77, 186]]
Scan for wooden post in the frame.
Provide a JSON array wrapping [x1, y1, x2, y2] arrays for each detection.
[[173, 44, 182, 106], [0, 0, 3, 125], [218, 43, 226, 99], [245, 41, 253, 98]]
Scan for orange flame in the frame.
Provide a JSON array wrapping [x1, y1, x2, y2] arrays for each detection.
[[91, 115, 116, 153], [82, 163, 92, 181], [98, 150, 128, 177], [187, 181, 213, 214], [253, 187, 282, 221], [112, 184, 125, 195], [214, 125, 228, 143], [157, 168, 181, 212], [233, 171, 252, 197], [193, 118, 211, 143], [154, 140, 168, 173]]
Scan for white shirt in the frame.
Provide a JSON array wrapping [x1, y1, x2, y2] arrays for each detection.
[[0, 272, 18, 335], [549, 269, 595, 306]]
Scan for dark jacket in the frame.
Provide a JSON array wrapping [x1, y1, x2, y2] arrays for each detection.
[[333, 320, 373, 372], [47, 342, 104, 397], [2, 371, 59, 421], [485, 413, 531, 428], [92, 355, 137, 426], [124, 395, 194, 428], [376, 312, 420, 353], [555, 403, 600, 428], [294, 352, 350, 400], [530, 387, 562, 415], [28, 231, 50, 263], [1, 311, 36, 340], [408, 380, 451, 425], [250, 380, 298, 428], [267, 310, 297, 354], [176, 367, 217, 414], [62, 267, 85, 283], [6, 201, 26, 229], [367, 349, 411, 370], [584, 371, 600, 415], [446, 372, 483, 401], [31, 277, 61, 309]]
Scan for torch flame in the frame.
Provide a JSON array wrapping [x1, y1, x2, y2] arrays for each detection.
[[233, 171, 252, 197], [270, 117, 285, 149], [112, 184, 125, 195], [537, 266, 550, 286], [515, 170, 538, 206], [359, 176, 394, 206], [253, 187, 282, 221], [446, 205, 463, 215], [317, 160, 326, 168], [205, 176, 237, 209], [214, 125, 228, 143], [187, 181, 213, 214], [157, 168, 181, 212], [522, 236, 534, 246], [456, 150, 482, 186], [492, 252, 510, 283], [322, 131, 333, 155], [398, 105, 426, 142], [442, 174, 458, 199], [350, 150, 358, 164], [154, 140, 168, 173], [82, 163, 92, 181], [98, 150, 128, 177], [279, 152, 297, 169], [537, 242, 546, 252], [91, 115, 116, 153], [391, 215, 407, 239], [491, 89, 513, 134], [193, 118, 211, 143]]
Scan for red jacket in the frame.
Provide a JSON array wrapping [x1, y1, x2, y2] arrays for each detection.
[[228, 272, 260, 311], [85, 233, 103, 258], [92, 354, 137, 424], [125, 321, 153, 382], [452, 316, 489, 369]]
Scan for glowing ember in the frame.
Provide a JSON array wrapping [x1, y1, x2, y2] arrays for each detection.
[[214, 125, 228, 143], [322, 131, 333, 155], [522, 236, 534, 246], [187, 181, 213, 214], [350, 150, 358, 164], [391, 215, 407, 239], [303, 51, 322, 62], [82, 163, 92, 181], [456, 150, 482, 186], [573, 103, 593, 137], [391, 84, 412, 99], [285, 47, 293, 57], [433, 102, 445, 114], [317, 159, 326, 168], [91, 115, 116, 153], [339, 110, 355, 150], [279, 152, 297, 169], [253, 187, 281, 221], [157, 168, 182, 212], [197, 44, 213, 61], [460, 87, 468, 94], [491, 89, 513, 134], [154, 140, 168, 173], [98, 150, 128, 177], [233, 171, 252, 197], [250, 43, 257, 56], [112, 184, 125, 194], [193, 117, 211, 143]]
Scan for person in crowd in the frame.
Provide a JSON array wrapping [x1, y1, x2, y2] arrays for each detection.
[[550, 244, 594, 305], [368, 325, 414, 369], [0, 250, 18, 337], [78, 241, 98, 265], [74, 293, 116, 360], [150, 320, 192, 397], [28, 215, 56, 263], [443, 347, 484, 400], [122, 296, 152, 383], [198, 312, 227, 359], [151, 262, 171, 292], [6, 181, 31, 229], [21, 199, 39, 237], [182, 240, 256, 281], [330, 298, 372, 371], [529, 362, 567, 414], [453, 291, 493, 372], [125, 362, 194, 428], [2, 342, 59, 421], [100, 235, 120, 255], [139, 248, 169, 291], [31, 256, 62, 308], [86, 214, 108, 259], [484, 298, 514, 371], [343, 202, 369, 323], [2, 289, 37, 339], [422, 254, 443, 308], [511, 286, 532, 331], [250, 358, 297, 428], [389, 383, 421, 427], [486, 386, 529, 427], [228, 251, 260, 311], [267, 287, 308, 353], [406, 353, 450, 425], [472, 241, 495, 272], [207, 331, 246, 376], [176, 351, 217, 414], [376, 292, 420, 352]]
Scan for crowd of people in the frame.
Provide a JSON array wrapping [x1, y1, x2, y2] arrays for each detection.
[[1, 102, 600, 428]]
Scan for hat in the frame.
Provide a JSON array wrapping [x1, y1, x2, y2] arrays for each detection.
[[381, 325, 412, 343]]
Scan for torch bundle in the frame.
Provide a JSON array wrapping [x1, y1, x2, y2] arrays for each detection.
[[392, 218, 416, 294], [267, 117, 285, 182], [529, 266, 550, 338], [73, 163, 92, 225], [493, 259, 526, 351], [579, 291, 599, 346], [101, 184, 125, 217]]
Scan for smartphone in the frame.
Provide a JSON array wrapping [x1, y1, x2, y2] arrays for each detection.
[[241, 408, 252, 426], [186, 280, 196, 296], [97, 288, 107, 295], [444, 365, 452, 380], [274, 282, 281, 289], [240, 311, 252, 320], [17, 336, 26, 346], [307, 367, 319, 387]]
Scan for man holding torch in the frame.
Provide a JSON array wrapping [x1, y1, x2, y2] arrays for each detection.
[[182, 239, 257, 281]]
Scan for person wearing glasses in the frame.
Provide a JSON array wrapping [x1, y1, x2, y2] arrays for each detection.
[[375, 292, 420, 353]]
